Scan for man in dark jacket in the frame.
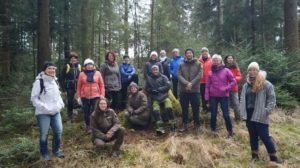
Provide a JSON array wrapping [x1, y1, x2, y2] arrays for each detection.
[[178, 48, 203, 132], [159, 50, 171, 79], [59, 52, 81, 123], [145, 65, 175, 135], [143, 51, 164, 80]]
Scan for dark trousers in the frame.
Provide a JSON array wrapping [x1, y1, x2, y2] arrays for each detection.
[[106, 91, 119, 110], [66, 89, 76, 120], [246, 120, 276, 153], [200, 84, 209, 111], [210, 97, 232, 133], [172, 78, 179, 98], [120, 74, 139, 110], [82, 98, 99, 127], [180, 92, 200, 127], [94, 128, 125, 151]]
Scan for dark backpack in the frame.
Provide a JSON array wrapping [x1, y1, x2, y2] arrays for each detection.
[[39, 78, 59, 95]]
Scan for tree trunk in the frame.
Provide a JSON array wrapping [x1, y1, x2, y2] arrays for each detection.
[[284, 0, 299, 51], [250, 0, 256, 52], [217, 0, 224, 43], [150, 0, 155, 53], [64, 0, 70, 60], [0, 0, 11, 80], [124, 0, 129, 55], [80, 0, 90, 60], [37, 0, 51, 72]]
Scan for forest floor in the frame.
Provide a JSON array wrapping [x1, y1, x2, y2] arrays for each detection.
[[2, 108, 300, 168]]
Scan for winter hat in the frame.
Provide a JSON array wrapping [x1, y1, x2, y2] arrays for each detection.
[[212, 54, 222, 61], [201, 47, 209, 53], [248, 62, 260, 71], [84, 58, 94, 66], [150, 51, 158, 57], [69, 52, 78, 59], [151, 65, 159, 70], [42, 61, 55, 71], [172, 48, 180, 53], [185, 48, 195, 57], [129, 82, 138, 89]]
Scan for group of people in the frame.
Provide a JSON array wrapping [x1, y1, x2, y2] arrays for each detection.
[[30, 48, 282, 163]]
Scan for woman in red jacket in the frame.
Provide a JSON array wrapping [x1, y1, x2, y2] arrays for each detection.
[[224, 55, 243, 122], [77, 58, 105, 133]]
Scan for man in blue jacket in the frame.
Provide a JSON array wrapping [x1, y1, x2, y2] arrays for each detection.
[[169, 48, 184, 98], [119, 55, 139, 110]]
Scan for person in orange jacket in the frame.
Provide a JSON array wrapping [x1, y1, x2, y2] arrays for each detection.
[[224, 55, 243, 121], [198, 47, 212, 112], [77, 58, 105, 133]]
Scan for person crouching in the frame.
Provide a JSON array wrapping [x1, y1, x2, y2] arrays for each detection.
[[90, 97, 125, 157]]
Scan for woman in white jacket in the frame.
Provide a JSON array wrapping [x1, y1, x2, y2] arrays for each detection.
[[31, 61, 65, 161]]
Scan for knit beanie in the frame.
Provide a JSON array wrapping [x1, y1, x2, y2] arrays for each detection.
[[151, 65, 159, 70], [248, 62, 260, 71], [185, 48, 195, 57], [129, 82, 138, 89], [201, 47, 209, 53], [42, 61, 55, 71]]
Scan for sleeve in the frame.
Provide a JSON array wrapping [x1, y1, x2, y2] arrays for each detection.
[[31, 80, 47, 110], [169, 60, 174, 76], [90, 115, 106, 139], [157, 76, 171, 93], [133, 93, 148, 114], [205, 74, 211, 101], [107, 110, 121, 135], [177, 64, 189, 86], [226, 69, 237, 91], [97, 71, 105, 97], [190, 63, 203, 86], [159, 63, 164, 75], [265, 83, 276, 115], [119, 64, 127, 76], [126, 96, 134, 113], [76, 73, 83, 97], [100, 64, 106, 79], [235, 67, 243, 83]]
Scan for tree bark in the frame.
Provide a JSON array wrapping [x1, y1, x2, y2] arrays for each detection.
[[37, 0, 51, 72], [250, 0, 256, 52], [150, 0, 155, 54], [124, 0, 129, 55], [64, 0, 70, 60], [284, 0, 299, 51], [80, 0, 90, 60]]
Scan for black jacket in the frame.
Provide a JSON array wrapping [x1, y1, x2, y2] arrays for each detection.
[[161, 58, 171, 79], [59, 63, 81, 92], [145, 73, 170, 103]]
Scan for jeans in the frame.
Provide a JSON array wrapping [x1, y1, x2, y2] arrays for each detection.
[[172, 78, 179, 98], [66, 89, 76, 120], [36, 113, 63, 157], [210, 97, 232, 133], [82, 98, 99, 127], [229, 91, 240, 120], [200, 84, 209, 111], [246, 115, 276, 153], [180, 92, 200, 127]]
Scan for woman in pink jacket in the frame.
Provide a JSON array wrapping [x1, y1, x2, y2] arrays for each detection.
[[77, 58, 105, 133], [205, 54, 236, 137]]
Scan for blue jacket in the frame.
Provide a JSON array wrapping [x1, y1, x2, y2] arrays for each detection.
[[119, 63, 136, 83], [170, 55, 184, 79]]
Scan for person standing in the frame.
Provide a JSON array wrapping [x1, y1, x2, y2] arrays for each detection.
[[145, 65, 175, 134], [240, 62, 282, 163], [31, 61, 65, 160], [224, 55, 243, 122], [100, 52, 122, 110], [59, 52, 81, 123], [159, 50, 171, 79], [198, 47, 212, 112], [169, 48, 184, 98], [77, 58, 105, 133], [205, 54, 236, 137], [125, 82, 150, 127], [178, 48, 202, 132], [119, 55, 139, 110], [91, 97, 125, 157], [143, 51, 164, 80]]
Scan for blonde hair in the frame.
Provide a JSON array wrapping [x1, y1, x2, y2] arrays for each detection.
[[251, 71, 266, 92]]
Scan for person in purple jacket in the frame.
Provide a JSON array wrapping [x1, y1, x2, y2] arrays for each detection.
[[205, 54, 237, 137]]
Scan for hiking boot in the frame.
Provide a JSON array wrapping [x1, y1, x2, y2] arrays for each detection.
[[269, 154, 283, 163], [42, 154, 50, 161], [156, 127, 165, 136], [195, 126, 202, 134], [54, 151, 65, 158], [111, 150, 119, 157], [179, 124, 188, 132]]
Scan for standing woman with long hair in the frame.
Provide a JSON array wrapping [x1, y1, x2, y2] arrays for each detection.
[[100, 52, 121, 110], [240, 62, 282, 163], [77, 58, 105, 133]]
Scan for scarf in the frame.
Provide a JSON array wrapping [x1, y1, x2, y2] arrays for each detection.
[[84, 69, 96, 82], [211, 64, 224, 72]]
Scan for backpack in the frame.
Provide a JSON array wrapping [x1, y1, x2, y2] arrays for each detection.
[[39, 78, 59, 95], [66, 64, 81, 74]]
